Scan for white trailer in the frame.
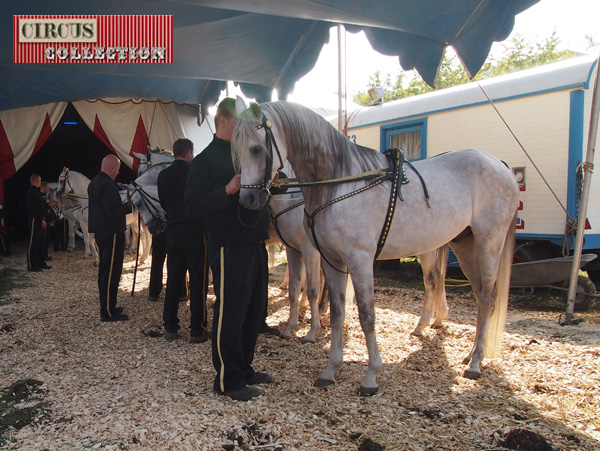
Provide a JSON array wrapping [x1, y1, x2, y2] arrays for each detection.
[[345, 55, 600, 271]]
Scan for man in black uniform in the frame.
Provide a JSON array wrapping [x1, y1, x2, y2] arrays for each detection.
[[24, 174, 49, 272], [88, 154, 131, 322], [158, 138, 209, 343], [184, 98, 271, 401]]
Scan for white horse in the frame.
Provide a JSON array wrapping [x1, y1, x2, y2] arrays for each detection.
[[118, 162, 170, 237], [123, 209, 152, 263], [56, 168, 98, 261], [232, 100, 518, 395]]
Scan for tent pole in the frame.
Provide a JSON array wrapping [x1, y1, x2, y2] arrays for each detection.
[[337, 24, 345, 133], [564, 54, 600, 325]]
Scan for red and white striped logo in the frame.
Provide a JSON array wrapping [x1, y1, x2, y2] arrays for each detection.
[[13, 15, 173, 64]]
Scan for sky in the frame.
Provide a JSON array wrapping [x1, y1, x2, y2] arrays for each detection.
[[285, 0, 600, 111]]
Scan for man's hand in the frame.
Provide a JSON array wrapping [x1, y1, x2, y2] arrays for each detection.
[[225, 174, 241, 195], [41, 220, 47, 229]]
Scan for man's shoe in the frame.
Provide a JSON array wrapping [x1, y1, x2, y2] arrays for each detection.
[[148, 295, 159, 302], [245, 372, 272, 385], [101, 314, 129, 323], [165, 331, 178, 340], [28, 267, 42, 272], [218, 386, 263, 401], [259, 323, 281, 336], [40, 264, 52, 270], [45, 256, 53, 261], [111, 307, 124, 315], [189, 332, 210, 344]]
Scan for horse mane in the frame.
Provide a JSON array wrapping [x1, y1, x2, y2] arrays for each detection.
[[147, 145, 173, 155], [233, 101, 382, 202]]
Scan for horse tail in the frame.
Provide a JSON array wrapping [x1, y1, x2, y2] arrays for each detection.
[[485, 212, 516, 358]]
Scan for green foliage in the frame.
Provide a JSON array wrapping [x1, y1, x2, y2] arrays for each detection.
[[353, 32, 593, 106]]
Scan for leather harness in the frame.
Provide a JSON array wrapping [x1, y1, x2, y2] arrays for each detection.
[[241, 116, 430, 274]]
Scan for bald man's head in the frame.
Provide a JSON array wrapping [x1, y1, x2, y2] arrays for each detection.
[[101, 154, 121, 180]]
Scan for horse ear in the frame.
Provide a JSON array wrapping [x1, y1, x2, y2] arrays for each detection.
[[235, 96, 248, 116], [248, 103, 263, 122]]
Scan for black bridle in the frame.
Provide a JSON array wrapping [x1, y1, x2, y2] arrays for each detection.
[[239, 115, 285, 198]]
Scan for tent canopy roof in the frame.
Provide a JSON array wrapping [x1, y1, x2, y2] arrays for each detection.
[[2, 0, 539, 114]]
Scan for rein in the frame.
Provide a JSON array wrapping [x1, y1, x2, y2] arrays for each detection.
[[271, 168, 389, 189]]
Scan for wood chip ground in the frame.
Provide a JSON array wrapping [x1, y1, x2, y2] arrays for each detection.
[[0, 244, 598, 450]]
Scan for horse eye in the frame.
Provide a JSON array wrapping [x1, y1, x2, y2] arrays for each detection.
[[251, 145, 262, 155]]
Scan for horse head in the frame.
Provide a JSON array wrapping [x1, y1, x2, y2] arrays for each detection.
[[134, 148, 175, 176], [57, 167, 70, 195], [232, 99, 287, 210]]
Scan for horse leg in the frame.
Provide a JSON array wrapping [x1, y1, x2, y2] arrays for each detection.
[[314, 260, 349, 388], [267, 244, 277, 268], [412, 246, 449, 336], [348, 260, 381, 396], [89, 233, 99, 266], [451, 233, 506, 380], [124, 225, 132, 252], [280, 265, 290, 289], [283, 249, 303, 338], [318, 270, 329, 315], [139, 223, 151, 263], [81, 219, 90, 258], [66, 219, 76, 251], [302, 248, 323, 344]]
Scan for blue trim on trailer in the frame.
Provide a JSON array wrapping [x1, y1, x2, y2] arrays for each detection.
[[567, 90, 585, 226]]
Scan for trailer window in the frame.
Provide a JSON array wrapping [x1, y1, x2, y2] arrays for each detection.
[[390, 131, 421, 160], [381, 119, 426, 160]]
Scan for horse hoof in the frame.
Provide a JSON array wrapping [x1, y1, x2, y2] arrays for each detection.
[[314, 377, 334, 388], [359, 385, 378, 396], [463, 369, 481, 380], [301, 336, 315, 344], [410, 329, 423, 337]]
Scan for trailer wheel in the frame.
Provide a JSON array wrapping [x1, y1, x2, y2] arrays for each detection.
[[561, 275, 596, 311]]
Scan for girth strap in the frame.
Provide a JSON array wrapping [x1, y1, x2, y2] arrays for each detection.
[[374, 149, 404, 260]]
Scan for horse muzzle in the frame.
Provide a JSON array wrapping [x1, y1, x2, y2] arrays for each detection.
[[239, 187, 269, 210]]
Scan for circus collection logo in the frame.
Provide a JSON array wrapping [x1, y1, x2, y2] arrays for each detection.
[[13, 15, 172, 63]]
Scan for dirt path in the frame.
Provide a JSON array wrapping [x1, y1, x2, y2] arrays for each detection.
[[0, 245, 598, 450]]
